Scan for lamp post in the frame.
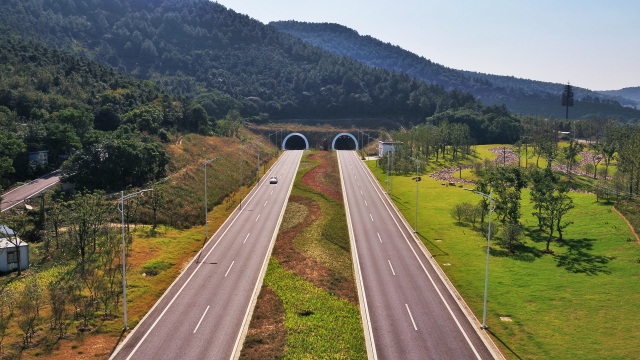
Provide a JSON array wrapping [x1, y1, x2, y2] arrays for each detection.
[[200, 157, 219, 263], [463, 187, 494, 330], [118, 188, 153, 330], [268, 130, 280, 157]]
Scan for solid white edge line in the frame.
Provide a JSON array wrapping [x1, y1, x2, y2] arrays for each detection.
[[230, 150, 303, 360], [243, 233, 250, 244], [111, 151, 290, 360], [388, 260, 396, 276], [225, 261, 235, 277], [405, 304, 418, 331], [193, 306, 210, 333], [353, 152, 484, 360], [338, 151, 377, 360]]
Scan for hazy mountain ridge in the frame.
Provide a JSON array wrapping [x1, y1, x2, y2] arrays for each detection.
[[271, 20, 640, 121], [597, 87, 640, 105]]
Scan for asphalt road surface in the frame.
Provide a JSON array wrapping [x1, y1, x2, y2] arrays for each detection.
[[337, 150, 496, 360], [110, 150, 303, 360], [1, 171, 61, 212]]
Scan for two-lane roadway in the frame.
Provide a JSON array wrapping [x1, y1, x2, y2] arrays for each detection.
[[338, 150, 497, 359], [111, 150, 303, 360]]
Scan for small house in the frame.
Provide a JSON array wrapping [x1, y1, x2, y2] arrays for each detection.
[[378, 141, 402, 157], [0, 225, 29, 273]]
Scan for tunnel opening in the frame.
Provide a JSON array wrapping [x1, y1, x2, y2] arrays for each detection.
[[333, 134, 357, 150], [283, 134, 308, 150]]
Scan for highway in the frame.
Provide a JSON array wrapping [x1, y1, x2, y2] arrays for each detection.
[[1, 170, 61, 212], [111, 150, 303, 360], [337, 150, 497, 359]]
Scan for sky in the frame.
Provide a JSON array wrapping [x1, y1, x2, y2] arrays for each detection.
[[213, 0, 640, 91]]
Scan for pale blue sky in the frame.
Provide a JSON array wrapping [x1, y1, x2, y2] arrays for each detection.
[[214, 0, 639, 90]]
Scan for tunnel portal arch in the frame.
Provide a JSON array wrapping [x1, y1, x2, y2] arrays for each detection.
[[331, 133, 359, 150], [282, 132, 309, 150]]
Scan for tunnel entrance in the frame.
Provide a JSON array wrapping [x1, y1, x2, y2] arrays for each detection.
[[332, 133, 358, 150], [282, 132, 309, 150]]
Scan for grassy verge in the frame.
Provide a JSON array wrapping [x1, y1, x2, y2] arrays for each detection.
[[367, 159, 640, 359], [242, 150, 365, 359]]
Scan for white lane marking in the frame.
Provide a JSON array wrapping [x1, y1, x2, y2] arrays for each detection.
[[358, 182, 360, 187], [406, 304, 418, 331], [388, 260, 396, 276], [377, 232, 382, 243], [370, 214, 374, 222], [225, 261, 235, 277], [121, 149, 291, 360], [270, 190, 273, 195], [365, 200, 368, 207], [264, 201, 268, 207], [243, 233, 250, 244], [361, 190, 363, 195], [193, 306, 210, 333], [255, 214, 261, 222], [353, 152, 482, 359]]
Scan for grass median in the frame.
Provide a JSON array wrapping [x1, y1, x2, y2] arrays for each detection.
[[242, 150, 365, 359]]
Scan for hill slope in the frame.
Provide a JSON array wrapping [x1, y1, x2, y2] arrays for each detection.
[[271, 21, 640, 121], [0, 0, 487, 121]]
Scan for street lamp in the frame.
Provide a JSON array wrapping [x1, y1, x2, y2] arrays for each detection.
[[268, 130, 280, 157], [118, 188, 153, 330], [199, 157, 219, 263], [463, 187, 494, 330]]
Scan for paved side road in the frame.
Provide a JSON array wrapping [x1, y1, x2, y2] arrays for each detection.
[[1, 171, 61, 212], [110, 150, 303, 360], [338, 150, 499, 360]]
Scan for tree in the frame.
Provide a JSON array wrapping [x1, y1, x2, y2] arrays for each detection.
[[499, 223, 523, 253], [561, 83, 574, 119], [17, 276, 44, 346], [562, 139, 583, 174], [530, 169, 574, 252]]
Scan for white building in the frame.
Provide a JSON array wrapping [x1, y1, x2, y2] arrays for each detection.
[[377, 141, 402, 157], [0, 225, 29, 273]]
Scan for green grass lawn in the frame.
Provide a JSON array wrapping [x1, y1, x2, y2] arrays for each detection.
[[367, 160, 640, 359]]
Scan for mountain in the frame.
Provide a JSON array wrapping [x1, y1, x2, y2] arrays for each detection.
[[597, 87, 640, 107], [270, 21, 640, 122], [0, 0, 491, 122]]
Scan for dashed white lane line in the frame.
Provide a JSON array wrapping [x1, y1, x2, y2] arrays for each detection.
[[243, 233, 250, 244], [255, 214, 261, 222], [225, 261, 235, 277], [406, 304, 418, 331], [193, 305, 210, 333], [365, 200, 368, 206], [270, 190, 273, 195], [357, 182, 360, 186], [361, 190, 363, 195], [388, 260, 396, 276], [377, 232, 382, 243], [264, 201, 268, 207], [370, 214, 374, 222]]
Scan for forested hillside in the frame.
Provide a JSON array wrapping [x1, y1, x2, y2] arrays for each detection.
[[598, 87, 640, 107], [271, 21, 640, 122], [0, 0, 488, 121], [0, 34, 214, 192]]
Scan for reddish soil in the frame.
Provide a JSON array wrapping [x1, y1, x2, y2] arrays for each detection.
[[239, 285, 286, 360], [301, 151, 343, 202], [271, 195, 358, 305]]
